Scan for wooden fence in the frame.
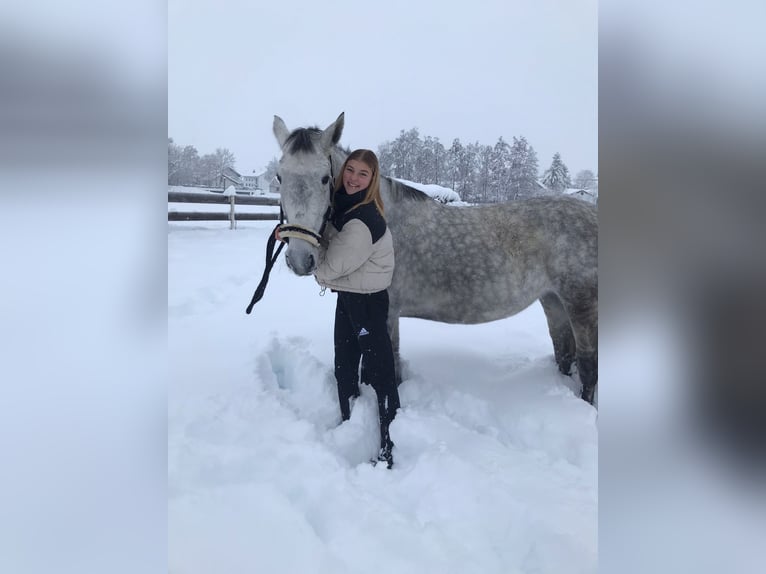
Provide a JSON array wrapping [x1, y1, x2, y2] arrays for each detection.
[[168, 191, 280, 228]]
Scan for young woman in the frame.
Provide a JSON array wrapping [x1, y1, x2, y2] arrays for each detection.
[[312, 149, 399, 468]]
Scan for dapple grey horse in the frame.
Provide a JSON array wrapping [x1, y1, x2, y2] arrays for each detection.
[[272, 113, 598, 404]]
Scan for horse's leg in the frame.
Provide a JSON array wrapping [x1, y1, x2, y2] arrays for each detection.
[[387, 311, 403, 386], [564, 296, 598, 405], [540, 293, 576, 376]]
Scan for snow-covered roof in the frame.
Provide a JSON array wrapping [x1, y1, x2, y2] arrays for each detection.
[[565, 188, 596, 198], [392, 178, 466, 205]]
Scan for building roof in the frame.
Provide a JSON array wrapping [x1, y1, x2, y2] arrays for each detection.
[[565, 188, 596, 198]]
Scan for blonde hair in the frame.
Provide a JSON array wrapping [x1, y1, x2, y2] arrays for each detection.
[[334, 149, 385, 217]]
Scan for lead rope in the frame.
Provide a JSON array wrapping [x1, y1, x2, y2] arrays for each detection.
[[246, 155, 336, 313], [245, 208, 286, 314]]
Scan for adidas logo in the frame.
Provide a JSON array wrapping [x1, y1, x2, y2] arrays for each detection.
[[358, 327, 370, 336]]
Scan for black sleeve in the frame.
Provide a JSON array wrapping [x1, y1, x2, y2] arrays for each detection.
[[355, 204, 387, 243]]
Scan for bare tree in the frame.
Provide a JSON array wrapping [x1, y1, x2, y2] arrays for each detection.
[[574, 169, 597, 190]]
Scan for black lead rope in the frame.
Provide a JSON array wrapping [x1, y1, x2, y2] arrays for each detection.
[[245, 155, 335, 314], [245, 221, 285, 314]]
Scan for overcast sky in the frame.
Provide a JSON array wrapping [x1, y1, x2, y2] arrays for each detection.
[[169, 0, 597, 176]]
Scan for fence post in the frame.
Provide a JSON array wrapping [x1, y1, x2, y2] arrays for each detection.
[[224, 185, 237, 230]]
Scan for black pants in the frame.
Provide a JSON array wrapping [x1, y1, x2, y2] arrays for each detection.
[[334, 290, 400, 446]]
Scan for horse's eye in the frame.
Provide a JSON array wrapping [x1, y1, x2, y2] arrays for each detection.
[[321, 176, 330, 185]]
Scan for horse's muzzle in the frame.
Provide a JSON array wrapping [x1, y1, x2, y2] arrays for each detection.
[[285, 248, 316, 276]]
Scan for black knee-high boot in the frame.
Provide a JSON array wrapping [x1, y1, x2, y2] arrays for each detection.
[[336, 291, 400, 466]]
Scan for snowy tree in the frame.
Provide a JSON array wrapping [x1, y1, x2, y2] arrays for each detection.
[[387, 128, 422, 181], [377, 141, 394, 176], [167, 140, 239, 187], [375, 128, 547, 204], [168, 138, 182, 185], [419, 136, 446, 186], [574, 169, 596, 190], [509, 136, 540, 200], [178, 145, 200, 186], [447, 138, 462, 191], [197, 153, 218, 186], [213, 148, 236, 178], [447, 138, 478, 200], [473, 144, 493, 203], [541, 152, 572, 192], [263, 157, 279, 186], [487, 137, 512, 202]]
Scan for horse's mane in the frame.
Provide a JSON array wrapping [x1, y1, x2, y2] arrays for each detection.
[[385, 177, 432, 203], [285, 127, 321, 154], [284, 133, 429, 204]]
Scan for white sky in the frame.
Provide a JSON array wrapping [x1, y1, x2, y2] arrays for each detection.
[[169, 0, 597, 176]]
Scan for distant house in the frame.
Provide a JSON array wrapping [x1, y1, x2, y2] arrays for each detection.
[[241, 172, 259, 190], [269, 175, 280, 194], [565, 188, 598, 205], [218, 166, 243, 191], [241, 170, 269, 192]]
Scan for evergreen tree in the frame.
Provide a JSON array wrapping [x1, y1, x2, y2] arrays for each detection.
[[389, 128, 422, 181], [448, 138, 463, 191], [463, 142, 483, 203], [541, 152, 572, 192], [509, 136, 540, 199], [488, 137, 512, 201], [421, 136, 446, 186], [377, 141, 394, 176], [474, 145, 493, 203]]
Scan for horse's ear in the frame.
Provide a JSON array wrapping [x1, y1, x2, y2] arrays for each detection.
[[273, 115, 290, 148], [319, 112, 344, 150]]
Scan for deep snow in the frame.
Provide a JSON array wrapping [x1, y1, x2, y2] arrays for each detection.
[[168, 218, 597, 574]]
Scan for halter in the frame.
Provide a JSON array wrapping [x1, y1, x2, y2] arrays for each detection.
[[276, 155, 336, 246], [245, 154, 336, 314]]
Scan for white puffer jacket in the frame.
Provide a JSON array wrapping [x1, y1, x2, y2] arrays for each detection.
[[314, 218, 395, 294]]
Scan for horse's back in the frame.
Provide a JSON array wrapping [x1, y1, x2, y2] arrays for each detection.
[[388, 195, 597, 323]]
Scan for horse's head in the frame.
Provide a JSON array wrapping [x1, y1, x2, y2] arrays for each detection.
[[273, 112, 345, 276]]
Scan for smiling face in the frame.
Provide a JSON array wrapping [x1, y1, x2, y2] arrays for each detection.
[[342, 159, 373, 194]]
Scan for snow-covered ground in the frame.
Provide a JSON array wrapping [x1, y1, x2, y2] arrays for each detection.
[[168, 220, 597, 574]]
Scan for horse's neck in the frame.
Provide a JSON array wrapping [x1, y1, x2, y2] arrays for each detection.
[[380, 177, 396, 210], [380, 177, 425, 224]]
